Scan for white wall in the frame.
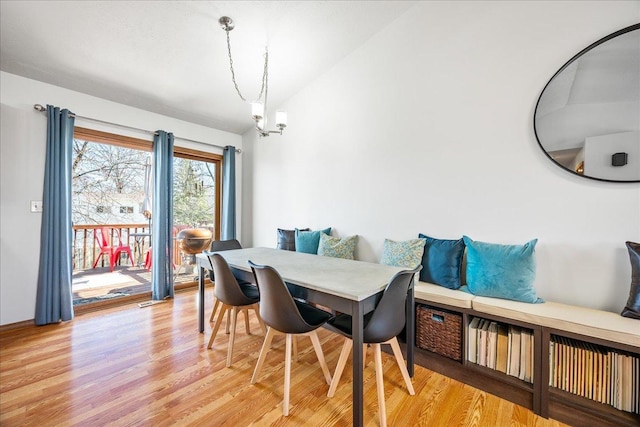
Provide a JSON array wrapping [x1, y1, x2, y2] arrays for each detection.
[[0, 72, 242, 325], [243, 1, 640, 312]]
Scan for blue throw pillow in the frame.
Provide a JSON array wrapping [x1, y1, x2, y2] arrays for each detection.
[[380, 238, 426, 269], [418, 234, 465, 289], [463, 236, 542, 304], [295, 227, 332, 254]]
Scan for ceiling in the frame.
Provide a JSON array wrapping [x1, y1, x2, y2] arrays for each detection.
[[0, 1, 416, 134]]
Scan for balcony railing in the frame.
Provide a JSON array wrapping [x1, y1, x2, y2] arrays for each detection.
[[72, 223, 206, 271]]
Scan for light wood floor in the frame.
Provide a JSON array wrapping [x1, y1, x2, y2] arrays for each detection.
[[0, 287, 569, 427]]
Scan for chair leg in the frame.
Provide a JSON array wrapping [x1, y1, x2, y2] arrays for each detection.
[[209, 298, 220, 322], [283, 333, 293, 416], [207, 305, 229, 349], [292, 335, 298, 362], [373, 343, 387, 427], [308, 331, 332, 386], [328, 340, 365, 397], [109, 251, 116, 272], [251, 327, 276, 384], [363, 344, 368, 369], [226, 306, 239, 367], [253, 304, 267, 334], [388, 337, 415, 395], [225, 308, 231, 334], [243, 307, 251, 335]]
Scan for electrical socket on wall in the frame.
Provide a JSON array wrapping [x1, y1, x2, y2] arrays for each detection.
[[30, 201, 43, 212]]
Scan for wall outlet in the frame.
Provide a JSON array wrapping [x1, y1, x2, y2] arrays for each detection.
[[30, 200, 43, 212]]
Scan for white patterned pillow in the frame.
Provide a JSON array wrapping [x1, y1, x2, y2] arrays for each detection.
[[317, 233, 358, 260], [380, 238, 426, 269]]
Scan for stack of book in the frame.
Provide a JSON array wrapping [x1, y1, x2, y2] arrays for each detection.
[[550, 336, 639, 414], [467, 317, 534, 383]]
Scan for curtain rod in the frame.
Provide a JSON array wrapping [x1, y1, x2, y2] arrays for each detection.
[[33, 104, 241, 153]]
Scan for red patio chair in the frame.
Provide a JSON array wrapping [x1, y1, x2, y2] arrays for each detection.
[[144, 247, 177, 271], [92, 227, 133, 272]]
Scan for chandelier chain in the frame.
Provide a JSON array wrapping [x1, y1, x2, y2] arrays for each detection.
[[224, 29, 268, 103]]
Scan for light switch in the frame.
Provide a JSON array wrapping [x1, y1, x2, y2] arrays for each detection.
[[30, 200, 43, 212]]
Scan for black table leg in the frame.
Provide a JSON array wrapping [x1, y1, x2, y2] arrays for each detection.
[[198, 265, 205, 333], [352, 300, 364, 427]]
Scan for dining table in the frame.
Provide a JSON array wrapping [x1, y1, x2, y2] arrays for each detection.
[[195, 247, 416, 427]]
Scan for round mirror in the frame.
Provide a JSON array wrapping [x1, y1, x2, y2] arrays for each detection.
[[534, 24, 640, 182]]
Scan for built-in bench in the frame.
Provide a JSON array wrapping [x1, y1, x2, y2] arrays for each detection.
[[412, 280, 640, 427], [414, 280, 640, 347]]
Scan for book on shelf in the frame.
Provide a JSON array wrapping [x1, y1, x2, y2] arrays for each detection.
[[585, 342, 593, 400], [496, 324, 509, 374], [508, 326, 521, 378], [578, 343, 585, 397], [467, 317, 481, 364], [569, 339, 576, 395], [529, 331, 535, 380], [487, 322, 498, 370], [478, 320, 490, 367], [518, 329, 529, 382]]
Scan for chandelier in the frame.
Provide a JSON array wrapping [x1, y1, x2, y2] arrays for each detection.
[[219, 16, 287, 137]]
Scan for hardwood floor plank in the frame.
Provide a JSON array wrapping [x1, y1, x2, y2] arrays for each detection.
[[0, 287, 568, 427]]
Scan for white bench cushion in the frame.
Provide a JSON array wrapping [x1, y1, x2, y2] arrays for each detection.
[[471, 296, 640, 348], [414, 281, 474, 309]]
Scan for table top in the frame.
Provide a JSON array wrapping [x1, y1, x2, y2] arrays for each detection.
[[199, 247, 406, 302]]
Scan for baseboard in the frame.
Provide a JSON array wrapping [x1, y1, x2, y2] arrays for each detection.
[[0, 319, 34, 333]]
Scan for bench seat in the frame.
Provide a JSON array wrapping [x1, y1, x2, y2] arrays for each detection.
[[414, 281, 474, 309]]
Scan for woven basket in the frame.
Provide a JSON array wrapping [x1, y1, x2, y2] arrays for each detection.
[[416, 305, 462, 361]]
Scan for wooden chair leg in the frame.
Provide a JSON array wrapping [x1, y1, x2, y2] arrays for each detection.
[[253, 304, 267, 334], [292, 335, 298, 362], [363, 344, 368, 369], [251, 327, 276, 384], [242, 307, 251, 335], [208, 305, 229, 349], [209, 298, 220, 322], [226, 306, 239, 367], [388, 337, 415, 395], [283, 333, 293, 416], [373, 343, 387, 427], [328, 338, 352, 397], [308, 331, 332, 385]]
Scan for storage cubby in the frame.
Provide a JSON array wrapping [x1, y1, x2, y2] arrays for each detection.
[[410, 297, 640, 426], [541, 329, 640, 427], [467, 316, 534, 383]]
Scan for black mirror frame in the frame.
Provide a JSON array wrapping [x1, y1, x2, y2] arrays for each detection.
[[533, 23, 640, 183]]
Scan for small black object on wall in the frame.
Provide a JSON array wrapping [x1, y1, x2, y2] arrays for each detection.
[[611, 152, 628, 167]]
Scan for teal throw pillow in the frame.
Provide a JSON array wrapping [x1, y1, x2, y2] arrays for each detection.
[[463, 236, 542, 304], [380, 238, 426, 269], [295, 227, 332, 254], [318, 233, 358, 260], [418, 234, 465, 289]]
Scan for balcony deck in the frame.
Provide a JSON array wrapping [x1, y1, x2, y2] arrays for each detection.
[[72, 265, 200, 306], [72, 223, 213, 308]]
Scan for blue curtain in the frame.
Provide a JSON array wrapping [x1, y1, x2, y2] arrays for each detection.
[[151, 131, 174, 300], [221, 146, 236, 240], [35, 106, 75, 325]]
